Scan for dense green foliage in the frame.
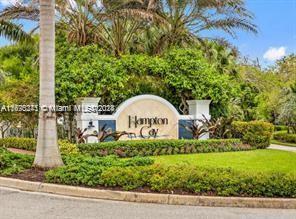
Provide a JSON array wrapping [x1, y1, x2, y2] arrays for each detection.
[[274, 125, 288, 132], [163, 49, 235, 115], [273, 132, 296, 144], [78, 139, 250, 157], [101, 165, 296, 197], [45, 159, 296, 198], [0, 147, 33, 176], [229, 56, 296, 123], [0, 137, 36, 151], [0, 42, 38, 138], [0, 1, 294, 140], [55, 44, 236, 116], [277, 84, 296, 133], [0, 138, 79, 155], [45, 155, 154, 186], [0, 39, 294, 137], [232, 121, 274, 148], [58, 140, 80, 155]]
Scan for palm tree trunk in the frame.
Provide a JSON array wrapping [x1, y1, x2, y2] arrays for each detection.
[[34, 0, 63, 168]]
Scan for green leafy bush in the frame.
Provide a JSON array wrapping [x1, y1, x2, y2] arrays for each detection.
[[99, 165, 296, 198], [0, 138, 36, 151], [0, 147, 33, 176], [45, 160, 296, 197], [45, 155, 154, 186], [78, 139, 250, 157], [274, 125, 288, 132], [58, 140, 80, 155], [0, 138, 79, 155], [273, 132, 296, 144], [232, 121, 274, 149]]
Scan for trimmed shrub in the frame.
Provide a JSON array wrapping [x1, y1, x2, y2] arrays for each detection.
[[77, 139, 250, 157], [45, 161, 296, 198], [0, 138, 36, 151], [232, 121, 274, 149], [0, 138, 80, 155], [59, 140, 80, 155], [45, 155, 154, 186], [274, 125, 288, 132], [0, 147, 33, 176], [273, 132, 296, 144], [99, 165, 296, 198]]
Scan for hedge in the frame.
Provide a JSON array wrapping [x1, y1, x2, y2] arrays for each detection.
[[0, 138, 36, 151], [0, 138, 79, 155], [232, 121, 274, 149], [45, 162, 296, 198], [274, 125, 288, 132], [273, 132, 296, 144], [78, 139, 251, 157], [45, 155, 154, 186]]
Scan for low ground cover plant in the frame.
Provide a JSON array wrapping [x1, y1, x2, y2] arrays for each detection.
[[45, 155, 154, 186], [273, 132, 296, 144], [0, 147, 33, 176], [45, 160, 296, 198], [78, 139, 250, 157], [232, 121, 274, 149]]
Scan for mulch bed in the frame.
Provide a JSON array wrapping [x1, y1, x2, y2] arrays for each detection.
[[9, 168, 46, 182], [7, 148, 35, 156]]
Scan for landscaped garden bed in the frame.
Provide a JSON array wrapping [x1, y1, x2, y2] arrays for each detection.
[[273, 132, 296, 146], [78, 139, 251, 157], [1, 122, 295, 198], [1, 145, 296, 198], [0, 138, 252, 157]]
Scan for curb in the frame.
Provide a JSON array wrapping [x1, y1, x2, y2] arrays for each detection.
[[0, 177, 295, 209]]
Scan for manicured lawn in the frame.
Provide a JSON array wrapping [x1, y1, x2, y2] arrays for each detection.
[[152, 149, 296, 174]]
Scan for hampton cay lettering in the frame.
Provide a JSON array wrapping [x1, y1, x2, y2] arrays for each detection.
[[128, 115, 169, 138], [128, 115, 169, 128]]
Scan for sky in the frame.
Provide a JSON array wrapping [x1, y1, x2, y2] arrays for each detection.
[[0, 0, 295, 67]]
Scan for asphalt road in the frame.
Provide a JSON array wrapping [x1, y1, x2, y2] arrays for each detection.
[[0, 187, 295, 219]]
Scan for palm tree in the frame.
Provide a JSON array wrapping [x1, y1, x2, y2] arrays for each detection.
[[33, 0, 63, 168], [0, 0, 163, 56], [1, 0, 257, 55], [146, 0, 257, 54], [57, 0, 164, 56], [0, 19, 32, 42]]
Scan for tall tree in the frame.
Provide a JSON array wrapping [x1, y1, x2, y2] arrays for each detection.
[[34, 0, 63, 168]]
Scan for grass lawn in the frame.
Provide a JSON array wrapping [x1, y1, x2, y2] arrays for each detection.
[[152, 149, 296, 174], [271, 139, 296, 147]]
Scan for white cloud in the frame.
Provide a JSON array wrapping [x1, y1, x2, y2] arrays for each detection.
[[263, 46, 286, 61], [0, 0, 20, 6]]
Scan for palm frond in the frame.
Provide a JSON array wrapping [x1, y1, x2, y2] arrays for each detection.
[[0, 19, 33, 43], [197, 17, 258, 36], [0, 3, 39, 21]]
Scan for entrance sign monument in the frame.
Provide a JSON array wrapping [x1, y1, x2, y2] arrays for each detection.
[[76, 95, 211, 143]]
